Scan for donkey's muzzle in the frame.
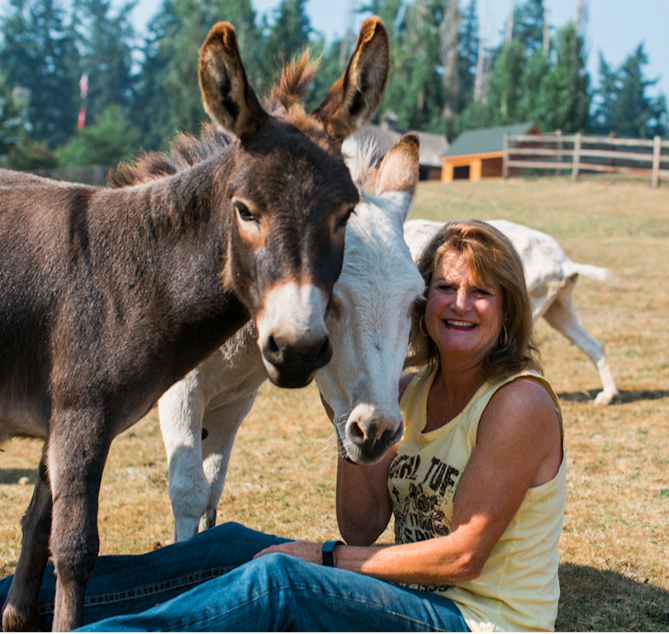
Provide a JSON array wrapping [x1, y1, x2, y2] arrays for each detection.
[[262, 334, 332, 389], [340, 406, 404, 465]]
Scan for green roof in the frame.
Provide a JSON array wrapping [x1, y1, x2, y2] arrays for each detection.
[[442, 123, 538, 158]]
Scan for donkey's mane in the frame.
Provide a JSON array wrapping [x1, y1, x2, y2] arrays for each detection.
[[109, 53, 321, 189]]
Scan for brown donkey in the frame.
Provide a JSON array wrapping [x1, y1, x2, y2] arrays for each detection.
[[0, 17, 389, 631]]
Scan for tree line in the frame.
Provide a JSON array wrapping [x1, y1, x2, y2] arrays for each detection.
[[0, 0, 666, 171]]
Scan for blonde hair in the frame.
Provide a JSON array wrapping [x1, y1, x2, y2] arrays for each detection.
[[409, 220, 541, 381]]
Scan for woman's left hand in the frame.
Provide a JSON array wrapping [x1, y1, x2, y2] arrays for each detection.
[[253, 540, 322, 565]]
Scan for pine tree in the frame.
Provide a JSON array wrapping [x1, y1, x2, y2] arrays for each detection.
[[0, 0, 80, 147], [258, 0, 312, 92], [591, 44, 667, 138], [483, 39, 525, 125], [56, 103, 140, 167], [0, 74, 25, 156], [457, 0, 479, 112], [533, 22, 590, 132], [513, 0, 545, 55], [70, 0, 137, 127], [148, 0, 262, 138], [378, 0, 444, 132]]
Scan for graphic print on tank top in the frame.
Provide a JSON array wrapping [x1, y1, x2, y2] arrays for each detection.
[[389, 451, 462, 593]]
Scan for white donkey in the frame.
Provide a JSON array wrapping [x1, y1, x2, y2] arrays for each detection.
[[159, 134, 425, 541], [403, 218, 619, 406]]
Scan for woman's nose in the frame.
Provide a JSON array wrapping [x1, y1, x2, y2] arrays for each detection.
[[453, 288, 471, 311]]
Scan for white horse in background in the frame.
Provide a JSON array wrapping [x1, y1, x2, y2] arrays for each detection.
[[403, 218, 619, 406], [159, 134, 425, 542]]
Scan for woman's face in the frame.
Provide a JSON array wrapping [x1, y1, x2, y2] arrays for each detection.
[[424, 253, 504, 366]]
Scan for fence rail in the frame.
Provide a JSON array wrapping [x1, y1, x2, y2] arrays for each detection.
[[502, 132, 669, 187]]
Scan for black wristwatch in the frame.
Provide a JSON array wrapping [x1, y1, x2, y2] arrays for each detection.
[[322, 540, 344, 567]]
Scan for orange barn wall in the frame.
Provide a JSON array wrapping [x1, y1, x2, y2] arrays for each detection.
[[441, 153, 504, 182]]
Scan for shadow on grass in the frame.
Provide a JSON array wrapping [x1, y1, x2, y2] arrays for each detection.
[[0, 468, 36, 485], [558, 389, 669, 404], [557, 563, 669, 631]]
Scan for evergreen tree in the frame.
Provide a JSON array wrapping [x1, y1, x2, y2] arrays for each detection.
[[70, 0, 137, 126], [457, 0, 479, 112], [532, 22, 590, 132], [591, 44, 667, 138], [379, 0, 444, 132], [258, 0, 312, 93], [483, 38, 525, 125], [513, 0, 545, 55], [0, 0, 80, 147], [0, 75, 25, 156], [131, 2, 176, 150], [56, 103, 140, 167], [151, 0, 261, 138]]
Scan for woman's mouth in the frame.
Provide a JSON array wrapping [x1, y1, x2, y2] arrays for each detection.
[[445, 320, 475, 330]]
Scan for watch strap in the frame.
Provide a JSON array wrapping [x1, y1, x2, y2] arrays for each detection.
[[322, 540, 344, 567]]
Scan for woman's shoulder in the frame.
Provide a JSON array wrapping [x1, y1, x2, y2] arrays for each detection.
[[481, 375, 563, 486], [489, 373, 558, 412]]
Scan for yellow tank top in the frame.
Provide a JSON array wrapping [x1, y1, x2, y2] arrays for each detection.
[[392, 363, 566, 632]]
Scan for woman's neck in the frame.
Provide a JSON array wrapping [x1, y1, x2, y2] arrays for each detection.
[[424, 358, 490, 433]]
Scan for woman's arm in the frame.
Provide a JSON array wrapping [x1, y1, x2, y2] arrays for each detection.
[[336, 448, 396, 545], [258, 378, 562, 584], [334, 372, 417, 545]]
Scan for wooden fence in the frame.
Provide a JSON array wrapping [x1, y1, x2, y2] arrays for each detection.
[[502, 132, 669, 187]]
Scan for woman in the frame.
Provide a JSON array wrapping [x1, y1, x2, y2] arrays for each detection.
[[0, 220, 565, 632]]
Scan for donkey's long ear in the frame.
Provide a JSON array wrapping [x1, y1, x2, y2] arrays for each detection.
[[314, 16, 390, 144], [376, 133, 420, 200], [199, 22, 268, 140]]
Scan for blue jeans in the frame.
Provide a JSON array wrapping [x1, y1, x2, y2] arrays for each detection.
[[0, 522, 469, 632]]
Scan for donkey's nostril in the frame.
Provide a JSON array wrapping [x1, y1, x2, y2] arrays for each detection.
[[348, 420, 365, 440], [266, 336, 280, 355]]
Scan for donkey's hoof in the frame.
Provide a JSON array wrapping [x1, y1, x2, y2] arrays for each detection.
[[1, 604, 40, 632], [594, 390, 618, 406]]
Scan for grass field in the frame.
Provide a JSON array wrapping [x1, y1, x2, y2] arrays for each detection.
[[1, 175, 668, 631]]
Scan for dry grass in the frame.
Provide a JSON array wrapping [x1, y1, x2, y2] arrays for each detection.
[[1, 175, 668, 630]]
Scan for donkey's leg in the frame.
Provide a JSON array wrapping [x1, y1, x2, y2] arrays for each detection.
[[1, 454, 52, 632], [159, 379, 212, 544], [542, 292, 619, 405], [199, 391, 258, 532], [48, 411, 112, 632]]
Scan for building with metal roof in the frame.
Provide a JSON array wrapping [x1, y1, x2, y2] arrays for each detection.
[[441, 122, 540, 181]]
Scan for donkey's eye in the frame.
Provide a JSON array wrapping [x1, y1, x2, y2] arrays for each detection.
[[234, 201, 259, 224], [335, 208, 354, 233]]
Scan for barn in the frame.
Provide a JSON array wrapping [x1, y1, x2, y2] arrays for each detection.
[[354, 113, 449, 180], [441, 122, 541, 182]]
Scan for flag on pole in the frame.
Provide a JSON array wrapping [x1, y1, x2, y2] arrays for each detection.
[[77, 70, 89, 129]]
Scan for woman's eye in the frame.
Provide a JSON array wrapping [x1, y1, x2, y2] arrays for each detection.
[[234, 202, 259, 224]]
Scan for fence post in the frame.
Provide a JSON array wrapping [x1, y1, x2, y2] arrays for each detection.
[[652, 135, 661, 188], [556, 129, 563, 175], [502, 133, 509, 179], [571, 133, 581, 182]]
